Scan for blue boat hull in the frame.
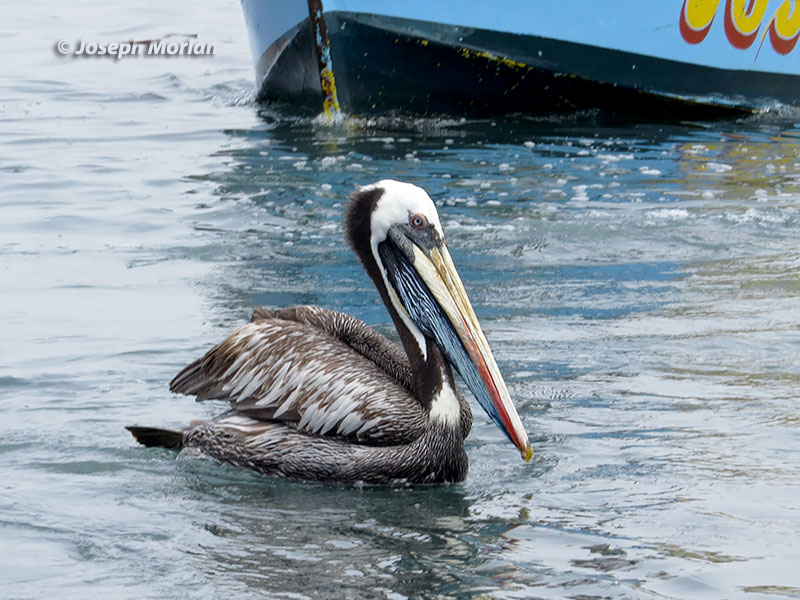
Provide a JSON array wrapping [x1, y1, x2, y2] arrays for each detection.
[[240, 0, 800, 117]]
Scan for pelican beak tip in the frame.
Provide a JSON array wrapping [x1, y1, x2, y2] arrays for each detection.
[[521, 443, 534, 463]]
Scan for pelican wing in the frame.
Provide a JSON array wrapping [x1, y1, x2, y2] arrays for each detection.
[[251, 305, 413, 391], [170, 307, 425, 445]]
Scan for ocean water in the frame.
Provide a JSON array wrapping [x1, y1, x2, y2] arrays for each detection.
[[2, 1, 800, 599]]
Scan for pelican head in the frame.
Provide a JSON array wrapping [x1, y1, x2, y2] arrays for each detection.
[[346, 180, 532, 461]]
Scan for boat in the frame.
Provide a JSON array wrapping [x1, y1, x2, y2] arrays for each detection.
[[239, 0, 800, 119]]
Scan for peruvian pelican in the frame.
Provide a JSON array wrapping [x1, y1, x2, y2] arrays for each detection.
[[127, 180, 532, 484]]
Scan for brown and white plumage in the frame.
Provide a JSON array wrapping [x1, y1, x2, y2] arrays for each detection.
[[173, 306, 444, 445], [128, 180, 530, 485]]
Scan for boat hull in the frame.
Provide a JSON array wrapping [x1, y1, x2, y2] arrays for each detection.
[[240, 0, 800, 117]]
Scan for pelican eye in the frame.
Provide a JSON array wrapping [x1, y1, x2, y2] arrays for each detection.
[[409, 213, 428, 230]]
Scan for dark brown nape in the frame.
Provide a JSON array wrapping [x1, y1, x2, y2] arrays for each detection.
[[345, 186, 384, 262], [344, 185, 391, 318]]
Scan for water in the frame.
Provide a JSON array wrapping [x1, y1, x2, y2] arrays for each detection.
[[2, 2, 800, 599]]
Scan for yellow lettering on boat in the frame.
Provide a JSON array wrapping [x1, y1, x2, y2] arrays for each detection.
[[725, 0, 769, 48], [687, 0, 721, 30], [768, 0, 800, 53], [680, 0, 721, 43]]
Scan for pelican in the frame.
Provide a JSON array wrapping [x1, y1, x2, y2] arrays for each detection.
[[127, 180, 532, 485]]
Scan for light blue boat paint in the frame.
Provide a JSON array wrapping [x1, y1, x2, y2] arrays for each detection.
[[242, 0, 800, 76]]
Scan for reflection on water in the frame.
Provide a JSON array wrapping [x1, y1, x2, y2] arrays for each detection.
[[175, 467, 479, 598]]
